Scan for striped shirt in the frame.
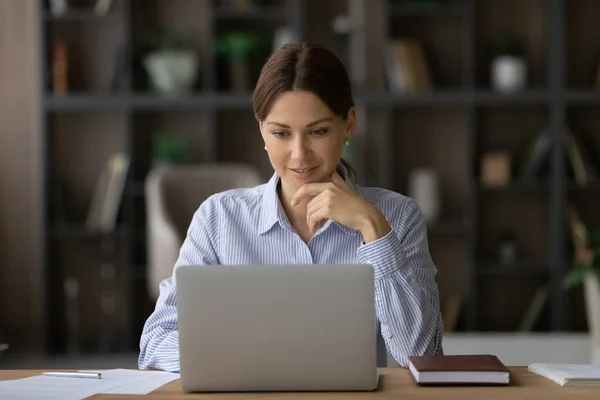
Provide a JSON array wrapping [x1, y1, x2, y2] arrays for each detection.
[[138, 165, 444, 372]]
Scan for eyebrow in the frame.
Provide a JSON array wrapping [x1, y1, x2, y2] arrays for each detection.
[[265, 117, 333, 128]]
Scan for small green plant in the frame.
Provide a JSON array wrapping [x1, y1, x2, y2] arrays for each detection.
[[564, 208, 600, 289], [216, 32, 261, 62], [152, 132, 189, 165]]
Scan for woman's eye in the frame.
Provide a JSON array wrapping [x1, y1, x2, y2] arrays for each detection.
[[272, 131, 289, 138], [311, 129, 328, 135]]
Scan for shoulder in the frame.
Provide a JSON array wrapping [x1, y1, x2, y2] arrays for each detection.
[[353, 184, 423, 227], [194, 183, 266, 223], [354, 184, 417, 212]]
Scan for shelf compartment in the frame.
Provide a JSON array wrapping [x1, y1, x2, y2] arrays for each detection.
[[388, 0, 467, 17]]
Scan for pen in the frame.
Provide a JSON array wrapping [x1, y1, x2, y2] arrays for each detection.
[[42, 372, 102, 379]]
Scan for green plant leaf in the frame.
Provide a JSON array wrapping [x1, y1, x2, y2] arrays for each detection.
[[216, 33, 261, 62], [152, 133, 189, 164], [563, 264, 596, 289]]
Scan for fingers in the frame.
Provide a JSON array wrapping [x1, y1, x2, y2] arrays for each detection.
[[291, 182, 336, 206], [306, 192, 329, 222], [307, 206, 328, 234]]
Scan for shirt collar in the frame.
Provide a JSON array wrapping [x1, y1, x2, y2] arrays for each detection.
[[257, 162, 356, 236]]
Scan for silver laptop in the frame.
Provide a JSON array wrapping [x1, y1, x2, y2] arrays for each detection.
[[175, 264, 379, 392]]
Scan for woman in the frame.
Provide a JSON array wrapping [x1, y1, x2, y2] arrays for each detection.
[[139, 42, 443, 372]]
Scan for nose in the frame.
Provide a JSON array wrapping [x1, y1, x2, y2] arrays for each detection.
[[290, 134, 310, 160]]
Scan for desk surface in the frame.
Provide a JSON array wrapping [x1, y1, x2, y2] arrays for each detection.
[[1, 367, 598, 399]]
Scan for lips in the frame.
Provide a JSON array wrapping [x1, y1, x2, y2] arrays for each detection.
[[290, 167, 317, 173], [289, 166, 319, 179]]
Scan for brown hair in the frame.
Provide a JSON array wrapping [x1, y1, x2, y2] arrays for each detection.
[[252, 42, 356, 180]]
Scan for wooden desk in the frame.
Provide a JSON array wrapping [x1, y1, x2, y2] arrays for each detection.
[[1, 367, 598, 399]]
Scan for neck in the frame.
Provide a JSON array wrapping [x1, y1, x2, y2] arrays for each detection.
[[278, 179, 308, 224]]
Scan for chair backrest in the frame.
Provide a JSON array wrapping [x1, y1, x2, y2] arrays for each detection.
[[145, 163, 265, 298]]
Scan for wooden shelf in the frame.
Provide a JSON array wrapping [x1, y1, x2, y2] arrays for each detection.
[[44, 10, 110, 21], [389, 1, 467, 17], [473, 89, 550, 105], [213, 6, 286, 20], [566, 90, 600, 104], [44, 93, 254, 111], [477, 182, 549, 192]]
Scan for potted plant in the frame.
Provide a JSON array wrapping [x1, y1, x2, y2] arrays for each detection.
[[489, 36, 527, 93], [565, 206, 600, 364], [152, 132, 189, 167], [216, 32, 261, 92], [140, 29, 199, 95]]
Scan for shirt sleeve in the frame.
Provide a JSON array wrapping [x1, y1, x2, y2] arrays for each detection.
[[138, 198, 220, 372], [356, 196, 444, 367]]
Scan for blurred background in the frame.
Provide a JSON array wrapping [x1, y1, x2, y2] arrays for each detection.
[[1, 0, 599, 369]]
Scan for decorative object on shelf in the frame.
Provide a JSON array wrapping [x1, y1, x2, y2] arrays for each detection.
[[93, 0, 114, 16], [52, 40, 69, 94], [498, 227, 518, 265], [48, 0, 114, 17], [152, 132, 189, 167], [0, 343, 8, 359], [141, 29, 199, 95], [85, 153, 130, 233], [565, 206, 600, 364], [481, 152, 511, 187], [273, 26, 298, 52], [517, 128, 551, 182], [490, 35, 527, 93], [216, 32, 261, 92], [565, 129, 599, 187], [385, 38, 432, 93], [48, 0, 68, 16], [407, 167, 440, 224], [518, 285, 548, 332], [331, 14, 352, 70]]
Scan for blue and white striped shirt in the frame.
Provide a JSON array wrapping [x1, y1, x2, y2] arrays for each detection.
[[138, 166, 444, 372]]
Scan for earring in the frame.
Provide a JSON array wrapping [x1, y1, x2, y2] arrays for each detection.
[[264, 146, 267, 150], [343, 139, 350, 146]]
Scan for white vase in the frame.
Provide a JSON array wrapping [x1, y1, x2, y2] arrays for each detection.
[[408, 168, 440, 223], [491, 56, 527, 93], [584, 275, 600, 364], [144, 50, 199, 95]]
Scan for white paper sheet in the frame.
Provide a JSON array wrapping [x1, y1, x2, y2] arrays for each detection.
[[80, 368, 180, 395], [0, 369, 180, 399], [0, 375, 127, 400]]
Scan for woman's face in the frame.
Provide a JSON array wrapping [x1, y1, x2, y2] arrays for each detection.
[[259, 90, 355, 193]]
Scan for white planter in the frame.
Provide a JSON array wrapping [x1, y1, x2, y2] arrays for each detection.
[[144, 50, 199, 95], [584, 274, 600, 364], [408, 168, 440, 224], [491, 56, 527, 93]]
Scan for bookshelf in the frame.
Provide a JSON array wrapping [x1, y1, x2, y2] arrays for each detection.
[[38, 0, 600, 354]]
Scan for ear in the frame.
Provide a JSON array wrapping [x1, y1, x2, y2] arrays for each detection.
[[345, 107, 357, 141]]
